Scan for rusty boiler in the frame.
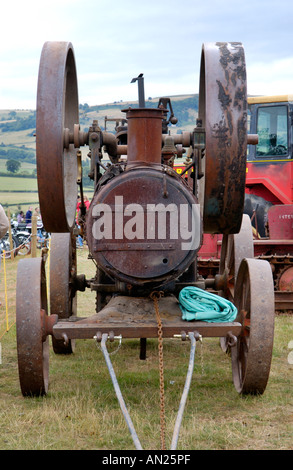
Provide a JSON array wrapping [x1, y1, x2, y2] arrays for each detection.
[[87, 107, 201, 289]]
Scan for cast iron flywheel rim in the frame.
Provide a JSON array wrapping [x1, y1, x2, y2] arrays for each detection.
[[16, 257, 49, 396], [219, 214, 254, 298], [50, 232, 77, 354], [198, 42, 247, 234], [36, 41, 79, 233], [219, 214, 254, 352], [232, 258, 275, 394]]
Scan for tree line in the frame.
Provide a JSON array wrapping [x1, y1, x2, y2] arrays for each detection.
[[0, 145, 36, 163], [0, 112, 36, 132]]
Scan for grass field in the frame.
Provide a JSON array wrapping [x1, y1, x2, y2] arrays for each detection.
[[0, 129, 35, 149], [0, 160, 36, 173], [0, 175, 94, 215], [0, 175, 39, 214], [0, 248, 292, 450], [0, 175, 38, 191]]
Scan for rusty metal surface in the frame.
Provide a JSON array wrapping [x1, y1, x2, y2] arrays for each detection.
[[53, 295, 242, 340], [50, 232, 77, 353], [218, 215, 254, 353], [232, 258, 275, 394], [267, 204, 293, 240], [36, 41, 79, 233], [24, 41, 277, 406], [123, 108, 165, 165], [218, 214, 254, 300], [16, 258, 49, 396], [278, 266, 293, 292], [198, 42, 247, 234], [274, 290, 293, 309], [87, 167, 199, 286]]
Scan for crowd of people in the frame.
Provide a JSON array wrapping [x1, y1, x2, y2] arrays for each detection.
[[0, 194, 90, 262], [0, 195, 89, 309]]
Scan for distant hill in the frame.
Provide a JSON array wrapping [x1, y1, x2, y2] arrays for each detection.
[[0, 93, 198, 141], [0, 94, 198, 174], [0, 95, 199, 211], [78, 94, 198, 132]]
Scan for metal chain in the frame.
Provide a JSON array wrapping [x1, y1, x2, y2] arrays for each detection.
[[150, 291, 166, 450]]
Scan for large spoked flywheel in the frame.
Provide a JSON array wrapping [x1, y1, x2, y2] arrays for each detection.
[[198, 42, 247, 234], [36, 41, 79, 232]]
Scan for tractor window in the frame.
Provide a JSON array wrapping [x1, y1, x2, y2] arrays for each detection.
[[256, 105, 288, 157]]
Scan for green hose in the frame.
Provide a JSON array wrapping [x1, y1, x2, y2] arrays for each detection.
[[179, 286, 237, 322]]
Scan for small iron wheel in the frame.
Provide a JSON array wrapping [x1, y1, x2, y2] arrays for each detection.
[[50, 232, 77, 354], [198, 42, 247, 234], [232, 258, 275, 395], [16, 258, 49, 396], [218, 214, 254, 352], [219, 214, 254, 301], [36, 41, 79, 233]]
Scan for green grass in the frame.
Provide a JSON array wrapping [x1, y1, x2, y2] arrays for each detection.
[[0, 175, 39, 213], [0, 131, 35, 149], [0, 249, 292, 450], [0, 160, 36, 173], [0, 176, 37, 191], [0, 175, 93, 214]]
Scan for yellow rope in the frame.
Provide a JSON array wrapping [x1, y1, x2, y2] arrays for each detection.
[[2, 252, 9, 332]]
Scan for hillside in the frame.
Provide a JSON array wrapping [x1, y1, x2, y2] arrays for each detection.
[[0, 93, 198, 159], [0, 95, 198, 213]]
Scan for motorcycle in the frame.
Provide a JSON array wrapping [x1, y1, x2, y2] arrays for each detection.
[[0, 219, 50, 259], [11, 220, 31, 256], [0, 232, 18, 259], [24, 220, 50, 249]]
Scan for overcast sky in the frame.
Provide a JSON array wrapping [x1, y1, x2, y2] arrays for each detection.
[[1, 0, 292, 109]]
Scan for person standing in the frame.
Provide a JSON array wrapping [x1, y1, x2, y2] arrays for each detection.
[[17, 211, 24, 224], [0, 204, 9, 239], [0, 204, 9, 306], [25, 206, 32, 224], [76, 195, 90, 248]]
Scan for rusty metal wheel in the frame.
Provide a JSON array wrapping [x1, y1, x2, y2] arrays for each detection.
[[232, 258, 275, 395], [36, 41, 79, 233], [219, 214, 254, 301], [218, 214, 254, 352], [50, 232, 77, 354], [16, 258, 49, 396], [198, 42, 247, 234]]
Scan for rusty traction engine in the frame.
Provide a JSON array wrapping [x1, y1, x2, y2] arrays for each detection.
[[16, 42, 275, 442]]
